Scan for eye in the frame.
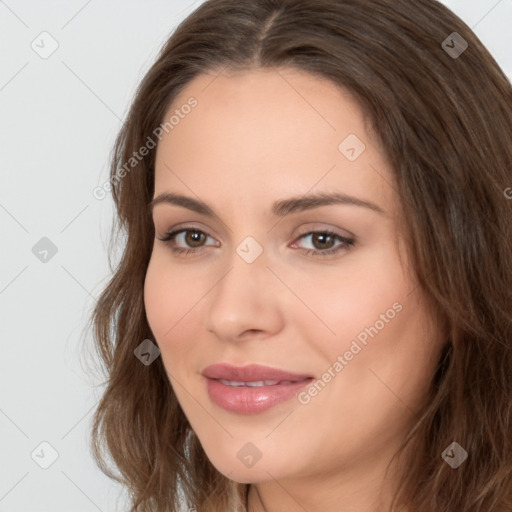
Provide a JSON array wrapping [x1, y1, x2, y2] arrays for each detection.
[[157, 227, 355, 258], [157, 228, 217, 255], [292, 230, 355, 257]]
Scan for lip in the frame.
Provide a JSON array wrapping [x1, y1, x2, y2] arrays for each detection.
[[202, 363, 314, 414], [202, 363, 313, 382]]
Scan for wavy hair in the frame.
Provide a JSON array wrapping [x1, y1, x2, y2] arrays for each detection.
[[84, 0, 512, 510]]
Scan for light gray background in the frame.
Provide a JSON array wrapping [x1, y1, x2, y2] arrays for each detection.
[[1, 1, 511, 511]]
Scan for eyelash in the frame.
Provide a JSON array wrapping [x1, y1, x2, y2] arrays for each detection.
[[157, 227, 355, 258]]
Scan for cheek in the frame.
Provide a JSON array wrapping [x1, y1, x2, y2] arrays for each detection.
[[143, 255, 200, 361], [287, 246, 408, 353], [292, 244, 430, 401], [310, 284, 437, 423]]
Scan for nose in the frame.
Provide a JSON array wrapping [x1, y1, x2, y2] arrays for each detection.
[[204, 247, 285, 343]]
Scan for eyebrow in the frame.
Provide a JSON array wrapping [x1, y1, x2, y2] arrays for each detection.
[[148, 191, 385, 218]]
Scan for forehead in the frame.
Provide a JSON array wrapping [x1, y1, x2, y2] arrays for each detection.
[[153, 67, 396, 219]]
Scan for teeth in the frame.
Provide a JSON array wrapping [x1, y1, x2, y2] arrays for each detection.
[[219, 380, 246, 386], [219, 379, 282, 387], [248, 380, 280, 387]]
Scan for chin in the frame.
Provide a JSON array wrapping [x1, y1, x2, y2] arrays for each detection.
[[208, 456, 277, 484]]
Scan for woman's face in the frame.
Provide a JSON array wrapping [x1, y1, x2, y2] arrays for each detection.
[[144, 67, 444, 490]]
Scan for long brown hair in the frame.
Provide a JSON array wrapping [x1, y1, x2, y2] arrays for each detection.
[[84, 0, 512, 510]]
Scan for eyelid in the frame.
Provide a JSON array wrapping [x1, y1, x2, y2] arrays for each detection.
[[157, 224, 217, 246], [294, 224, 354, 240], [157, 222, 352, 240]]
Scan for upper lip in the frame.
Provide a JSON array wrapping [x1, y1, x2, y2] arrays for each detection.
[[201, 363, 314, 382]]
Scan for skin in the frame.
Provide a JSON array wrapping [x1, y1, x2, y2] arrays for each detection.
[[144, 67, 446, 512]]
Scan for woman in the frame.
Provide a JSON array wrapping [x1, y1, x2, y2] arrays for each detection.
[[87, 0, 512, 510]]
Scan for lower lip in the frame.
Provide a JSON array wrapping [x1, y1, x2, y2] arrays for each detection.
[[204, 377, 313, 414]]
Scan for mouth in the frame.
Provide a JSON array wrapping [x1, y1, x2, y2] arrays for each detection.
[[201, 363, 314, 414]]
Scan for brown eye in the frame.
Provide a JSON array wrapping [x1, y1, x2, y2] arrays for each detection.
[[310, 232, 336, 250], [184, 230, 206, 247], [157, 228, 216, 255], [294, 230, 355, 257]]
